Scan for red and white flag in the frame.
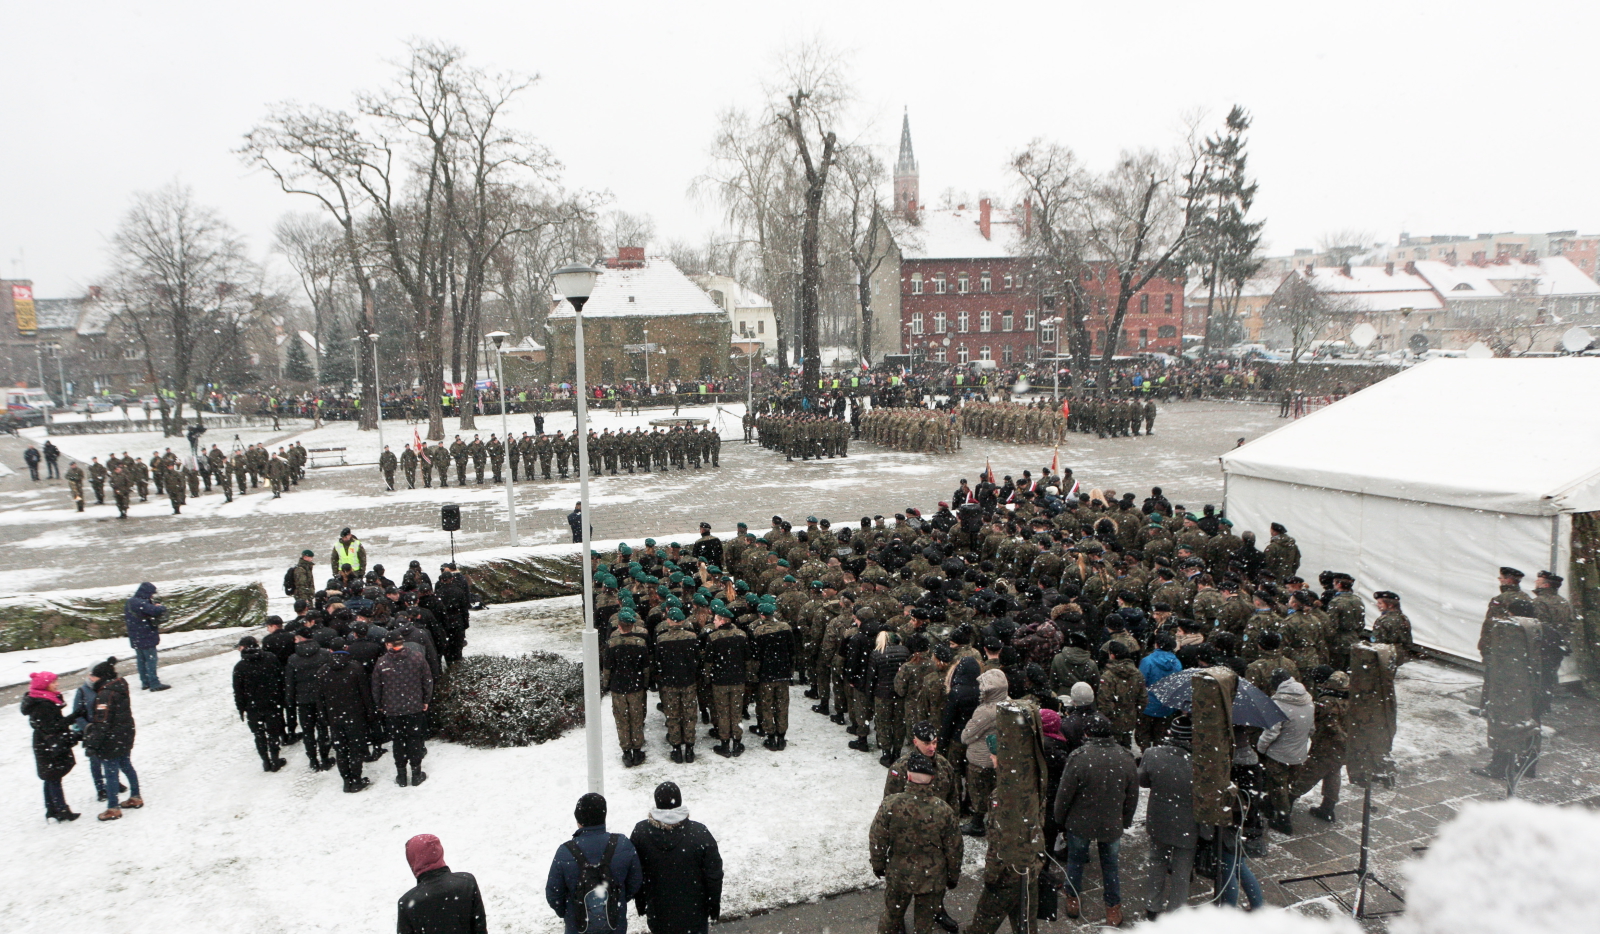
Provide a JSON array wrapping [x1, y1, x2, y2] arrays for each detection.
[[1049, 446, 1060, 475], [966, 486, 978, 505], [984, 459, 994, 484], [414, 430, 429, 463]]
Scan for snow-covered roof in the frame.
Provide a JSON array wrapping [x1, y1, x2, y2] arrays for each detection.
[[298, 330, 320, 353], [32, 298, 82, 331], [1296, 266, 1445, 312], [899, 206, 1022, 261], [1412, 257, 1600, 301], [1222, 358, 1600, 515], [551, 257, 729, 320], [1185, 272, 1285, 302]]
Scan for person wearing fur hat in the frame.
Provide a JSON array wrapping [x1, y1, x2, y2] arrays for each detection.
[[397, 834, 487, 934], [23, 671, 80, 822], [629, 782, 723, 934]]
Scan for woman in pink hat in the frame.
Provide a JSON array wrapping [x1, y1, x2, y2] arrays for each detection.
[[22, 671, 80, 822]]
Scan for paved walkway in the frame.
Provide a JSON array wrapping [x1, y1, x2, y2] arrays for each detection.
[[714, 688, 1600, 932]]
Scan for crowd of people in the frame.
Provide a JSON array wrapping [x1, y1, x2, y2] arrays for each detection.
[[751, 413, 854, 460]]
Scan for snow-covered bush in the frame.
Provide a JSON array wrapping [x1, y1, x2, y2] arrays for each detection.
[[433, 652, 584, 747]]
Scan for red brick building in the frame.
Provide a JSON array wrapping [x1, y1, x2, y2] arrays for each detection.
[[889, 115, 1182, 365]]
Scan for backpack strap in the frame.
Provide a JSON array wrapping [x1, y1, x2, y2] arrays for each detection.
[[601, 833, 619, 866], [563, 839, 590, 870]]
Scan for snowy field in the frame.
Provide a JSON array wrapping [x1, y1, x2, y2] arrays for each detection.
[[0, 585, 1498, 934]]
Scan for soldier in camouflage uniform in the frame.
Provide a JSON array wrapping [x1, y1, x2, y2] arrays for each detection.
[[655, 608, 701, 763], [400, 444, 418, 489], [1292, 669, 1349, 823], [379, 446, 397, 491], [467, 434, 486, 483], [449, 435, 469, 485], [603, 612, 651, 767], [1326, 573, 1367, 670], [1370, 590, 1420, 666], [486, 434, 504, 483], [869, 752, 964, 934]]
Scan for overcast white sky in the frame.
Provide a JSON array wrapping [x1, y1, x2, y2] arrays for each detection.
[[4, 0, 1598, 297]]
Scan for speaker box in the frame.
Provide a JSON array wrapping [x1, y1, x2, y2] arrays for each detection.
[[1346, 643, 1398, 784], [441, 504, 461, 532]]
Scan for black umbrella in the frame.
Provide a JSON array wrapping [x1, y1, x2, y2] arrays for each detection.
[[1149, 669, 1288, 729]]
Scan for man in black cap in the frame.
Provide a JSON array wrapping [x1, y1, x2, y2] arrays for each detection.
[[869, 753, 964, 934], [882, 721, 962, 934], [1371, 591, 1419, 666], [689, 522, 723, 568], [1532, 571, 1583, 695], [1478, 566, 1531, 705], [629, 783, 723, 934], [546, 793, 643, 934], [371, 631, 433, 787]]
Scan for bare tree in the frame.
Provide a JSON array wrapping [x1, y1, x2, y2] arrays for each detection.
[[1264, 273, 1343, 367], [832, 147, 898, 364], [273, 214, 347, 379], [770, 42, 847, 385], [108, 184, 262, 436], [1013, 141, 1094, 370], [1317, 229, 1376, 267], [600, 210, 656, 255]]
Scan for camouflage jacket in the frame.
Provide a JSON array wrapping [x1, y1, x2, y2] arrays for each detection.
[[869, 783, 963, 893]]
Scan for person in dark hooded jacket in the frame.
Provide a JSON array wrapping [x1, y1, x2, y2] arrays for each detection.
[[83, 668, 140, 820], [124, 582, 170, 691], [23, 671, 79, 822], [232, 636, 287, 772], [938, 655, 982, 819], [397, 834, 488, 934], [316, 641, 378, 792], [629, 782, 723, 934], [283, 632, 333, 771]]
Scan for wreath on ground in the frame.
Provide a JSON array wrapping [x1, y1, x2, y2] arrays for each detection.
[[432, 652, 584, 747]]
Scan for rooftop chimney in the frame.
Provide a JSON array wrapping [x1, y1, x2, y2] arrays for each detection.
[[1023, 199, 1033, 237], [1404, 261, 1418, 275], [1384, 262, 1395, 276], [979, 199, 992, 241], [614, 247, 646, 268], [1340, 263, 1352, 278]]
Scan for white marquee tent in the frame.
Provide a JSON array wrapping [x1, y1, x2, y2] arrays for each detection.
[[1221, 358, 1600, 662]]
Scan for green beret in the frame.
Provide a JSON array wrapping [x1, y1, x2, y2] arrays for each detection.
[[811, 581, 825, 590], [667, 608, 686, 621], [644, 538, 656, 547], [714, 605, 735, 619], [669, 542, 680, 549], [735, 580, 749, 592], [619, 543, 632, 553], [693, 594, 709, 606], [777, 559, 789, 567], [783, 575, 796, 583], [601, 575, 618, 589], [737, 522, 748, 529], [759, 604, 775, 616], [706, 566, 721, 574]]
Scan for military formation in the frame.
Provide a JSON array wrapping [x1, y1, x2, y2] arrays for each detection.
[[382, 426, 722, 490], [61, 441, 307, 517], [860, 408, 960, 453], [958, 397, 1159, 444], [1065, 394, 1159, 438], [753, 414, 852, 460]]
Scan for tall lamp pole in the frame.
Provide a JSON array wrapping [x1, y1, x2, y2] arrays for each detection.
[[553, 262, 604, 795], [1042, 316, 1062, 401], [487, 331, 518, 546]]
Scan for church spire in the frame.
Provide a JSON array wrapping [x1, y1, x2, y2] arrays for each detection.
[[894, 108, 919, 217]]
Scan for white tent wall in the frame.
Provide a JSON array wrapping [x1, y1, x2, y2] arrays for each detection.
[[1226, 474, 1560, 663]]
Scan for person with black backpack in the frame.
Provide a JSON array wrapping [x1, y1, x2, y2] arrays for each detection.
[[546, 793, 644, 934], [287, 550, 318, 604]]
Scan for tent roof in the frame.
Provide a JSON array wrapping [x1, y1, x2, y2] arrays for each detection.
[[1221, 358, 1600, 516]]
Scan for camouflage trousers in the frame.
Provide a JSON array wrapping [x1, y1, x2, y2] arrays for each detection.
[[611, 691, 646, 751], [880, 885, 942, 934], [757, 681, 790, 735], [968, 765, 996, 819], [1291, 752, 1343, 807], [850, 687, 874, 737], [660, 685, 698, 746], [966, 855, 1040, 934], [712, 683, 743, 743], [813, 658, 835, 708], [873, 695, 903, 751], [1262, 757, 1301, 819]]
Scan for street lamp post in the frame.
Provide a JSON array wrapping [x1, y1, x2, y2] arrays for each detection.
[[1041, 316, 1062, 401], [552, 262, 603, 795], [487, 331, 517, 546]]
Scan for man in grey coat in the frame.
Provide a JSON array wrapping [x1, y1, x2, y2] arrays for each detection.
[[372, 633, 434, 788], [1137, 714, 1198, 921], [1258, 671, 1314, 834], [1053, 713, 1140, 927]]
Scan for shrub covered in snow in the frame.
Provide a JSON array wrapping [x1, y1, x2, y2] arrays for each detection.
[[432, 652, 584, 747]]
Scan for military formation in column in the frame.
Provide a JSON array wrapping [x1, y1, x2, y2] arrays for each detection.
[[62, 442, 307, 518], [377, 427, 722, 491], [860, 409, 960, 453], [753, 415, 853, 460]]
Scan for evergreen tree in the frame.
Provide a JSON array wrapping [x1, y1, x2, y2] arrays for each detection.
[[1189, 106, 1264, 353], [284, 335, 315, 382], [320, 317, 356, 387]]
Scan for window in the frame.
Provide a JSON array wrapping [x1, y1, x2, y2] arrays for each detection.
[[911, 273, 923, 295], [1139, 294, 1149, 315], [1139, 329, 1149, 348], [758, 319, 765, 334], [1002, 345, 1013, 363], [957, 344, 970, 363], [957, 311, 970, 333], [1002, 311, 1014, 332], [980, 311, 992, 332], [958, 274, 969, 294], [709, 289, 725, 309], [933, 312, 947, 333], [1157, 325, 1177, 339], [933, 346, 947, 363], [934, 275, 947, 294], [979, 345, 992, 361], [1163, 294, 1173, 315], [980, 273, 991, 293], [1003, 274, 1013, 290], [1024, 311, 1036, 331], [1040, 321, 1056, 343], [911, 312, 924, 335]]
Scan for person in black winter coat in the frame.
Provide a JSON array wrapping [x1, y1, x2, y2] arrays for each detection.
[[83, 672, 141, 819], [868, 631, 911, 764], [841, 618, 879, 747], [316, 643, 378, 792], [939, 656, 982, 761], [436, 565, 472, 661], [630, 782, 723, 934], [283, 633, 333, 771], [232, 637, 287, 772], [23, 671, 79, 822], [398, 834, 488, 934]]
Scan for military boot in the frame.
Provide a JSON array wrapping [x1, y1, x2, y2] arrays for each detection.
[[713, 739, 733, 758], [671, 744, 685, 764]]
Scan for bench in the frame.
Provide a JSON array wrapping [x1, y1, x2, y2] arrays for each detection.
[[306, 447, 347, 467]]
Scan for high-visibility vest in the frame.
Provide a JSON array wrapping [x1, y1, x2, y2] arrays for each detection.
[[334, 540, 362, 573]]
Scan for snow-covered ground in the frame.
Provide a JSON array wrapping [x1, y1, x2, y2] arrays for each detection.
[[0, 596, 953, 934], [0, 627, 251, 688], [1, 579, 1500, 934]]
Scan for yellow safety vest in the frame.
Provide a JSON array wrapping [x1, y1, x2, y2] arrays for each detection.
[[334, 540, 363, 573]]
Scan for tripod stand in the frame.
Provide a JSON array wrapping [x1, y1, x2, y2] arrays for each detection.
[[1279, 777, 1405, 918]]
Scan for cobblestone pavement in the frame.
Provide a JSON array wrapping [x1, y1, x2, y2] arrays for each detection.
[[0, 400, 1278, 594], [713, 688, 1600, 933]]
